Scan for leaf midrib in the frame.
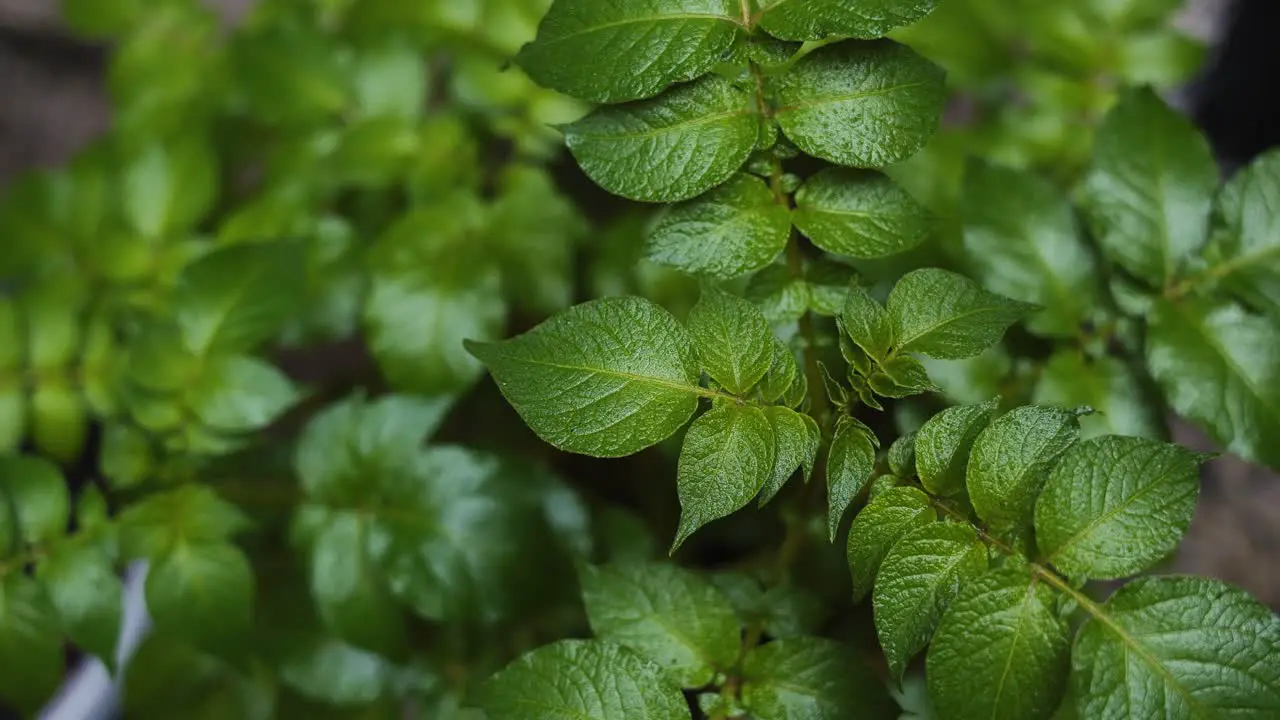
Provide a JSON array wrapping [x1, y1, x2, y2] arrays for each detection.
[[485, 350, 734, 402], [778, 81, 930, 114], [897, 303, 1009, 351], [569, 108, 753, 142]]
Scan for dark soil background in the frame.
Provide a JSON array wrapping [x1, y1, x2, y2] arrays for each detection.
[[0, 5, 1273, 700]]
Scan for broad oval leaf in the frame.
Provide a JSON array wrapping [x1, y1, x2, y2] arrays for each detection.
[[37, 538, 123, 668], [888, 269, 1034, 360], [915, 398, 998, 497], [0, 575, 63, 715], [580, 562, 740, 687], [516, 0, 743, 104], [675, 404, 775, 550], [687, 286, 775, 394], [794, 168, 932, 258], [873, 522, 987, 678], [773, 40, 945, 169], [927, 564, 1070, 720], [145, 540, 254, 654], [1206, 147, 1280, 318], [1080, 88, 1218, 288], [1036, 437, 1201, 581], [847, 486, 936, 602], [0, 455, 69, 545], [1146, 298, 1280, 470], [1033, 352, 1166, 441], [480, 640, 691, 720], [841, 281, 893, 361], [758, 405, 819, 507], [647, 173, 791, 279], [962, 160, 1101, 338], [563, 76, 759, 203], [967, 405, 1080, 533], [1073, 577, 1280, 719], [827, 418, 878, 541], [758, 0, 941, 42], [741, 636, 894, 720], [467, 296, 703, 458]]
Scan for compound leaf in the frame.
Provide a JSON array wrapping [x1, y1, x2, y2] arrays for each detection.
[[888, 269, 1034, 360], [580, 562, 740, 687], [675, 404, 775, 550], [926, 564, 1070, 720], [874, 522, 987, 679], [480, 640, 691, 719], [516, 0, 743, 104], [968, 406, 1081, 533], [467, 296, 703, 458], [563, 76, 759, 203], [647, 173, 791, 279], [794, 168, 932, 259], [847, 486, 936, 602], [1073, 577, 1280, 719], [772, 40, 945, 168], [1036, 437, 1201, 581]]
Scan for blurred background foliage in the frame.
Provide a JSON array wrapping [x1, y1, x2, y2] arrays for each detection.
[[0, 0, 1269, 719]]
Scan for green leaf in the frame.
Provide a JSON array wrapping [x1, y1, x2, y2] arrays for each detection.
[[847, 486, 936, 602], [146, 541, 254, 654], [872, 355, 938, 398], [490, 165, 587, 315], [675, 404, 775, 550], [759, 339, 800, 402], [1036, 437, 1200, 581], [688, 286, 775, 394], [1205, 147, 1280, 318], [759, 405, 820, 506], [1073, 577, 1280, 719], [0, 455, 69, 545], [794, 168, 931, 259], [37, 538, 123, 667], [480, 640, 690, 719], [1033, 352, 1166, 440], [967, 405, 1081, 533], [302, 509, 407, 657], [772, 40, 945, 169], [962, 160, 1101, 338], [888, 431, 916, 478], [119, 485, 249, 561], [741, 637, 894, 720], [174, 242, 308, 355], [580, 562, 740, 687], [0, 574, 62, 715], [467, 296, 702, 458], [186, 356, 299, 433], [912, 405, 1000, 496], [873, 522, 987, 679], [826, 418, 878, 541], [351, 42, 427, 119], [888, 269, 1034, 360], [1146, 298, 1280, 470], [563, 76, 759, 203], [758, 0, 941, 41], [841, 281, 893, 361], [926, 564, 1071, 720], [366, 203, 506, 395], [123, 634, 274, 720], [1081, 88, 1218, 288], [515, 0, 742, 104], [647, 173, 791, 279], [123, 134, 217, 238]]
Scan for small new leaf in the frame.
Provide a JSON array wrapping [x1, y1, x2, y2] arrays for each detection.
[[687, 286, 776, 394], [826, 418, 878, 541], [647, 173, 791, 279], [888, 269, 1034, 360], [675, 404, 775, 550], [873, 522, 987, 679], [1036, 436, 1201, 580], [563, 76, 759, 203], [926, 564, 1071, 720], [968, 405, 1081, 533], [516, 0, 742, 104], [772, 40, 945, 168], [480, 640, 691, 720], [467, 297, 703, 458], [580, 562, 740, 687], [846, 486, 936, 602], [915, 398, 998, 496], [795, 169, 932, 259]]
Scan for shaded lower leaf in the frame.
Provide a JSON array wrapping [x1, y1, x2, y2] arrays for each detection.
[[145, 540, 254, 654], [124, 633, 275, 720], [675, 404, 775, 550], [759, 406, 819, 507], [0, 574, 63, 715], [37, 538, 123, 668], [479, 640, 690, 719], [741, 636, 894, 720], [874, 522, 988, 678], [927, 564, 1070, 720], [826, 418, 879, 541]]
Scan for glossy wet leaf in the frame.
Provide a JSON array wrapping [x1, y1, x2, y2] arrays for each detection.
[[967, 406, 1080, 532], [888, 269, 1034, 360], [827, 418, 878, 540], [794, 168, 932, 259], [687, 286, 776, 394], [675, 404, 775, 550], [741, 636, 894, 720], [846, 486, 936, 602], [758, 0, 942, 42]]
